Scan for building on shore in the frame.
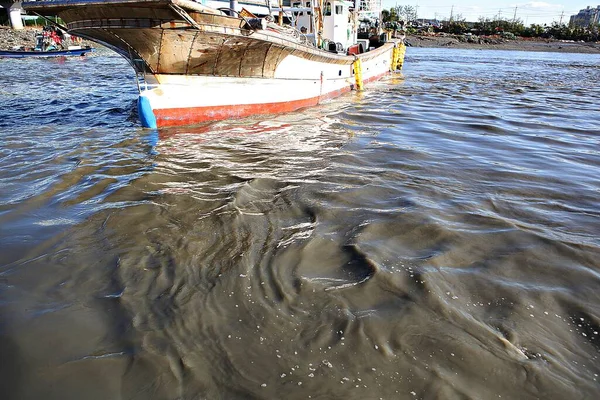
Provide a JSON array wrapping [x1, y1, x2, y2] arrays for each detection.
[[569, 5, 600, 27]]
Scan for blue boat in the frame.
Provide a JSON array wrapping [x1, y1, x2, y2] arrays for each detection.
[[0, 25, 94, 59], [0, 47, 95, 58]]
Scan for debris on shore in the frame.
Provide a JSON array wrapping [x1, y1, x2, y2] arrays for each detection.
[[0, 26, 95, 50], [405, 33, 600, 54]]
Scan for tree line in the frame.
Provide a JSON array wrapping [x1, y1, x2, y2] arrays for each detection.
[[382, 5, 600, 42]]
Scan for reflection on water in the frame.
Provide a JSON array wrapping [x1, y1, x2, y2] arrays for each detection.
[[1, 48, 600, 399]]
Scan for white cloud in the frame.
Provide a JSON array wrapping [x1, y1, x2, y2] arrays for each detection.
[[520, 2, 562, 10]]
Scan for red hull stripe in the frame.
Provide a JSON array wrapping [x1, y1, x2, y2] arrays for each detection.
[[154, 71, 390, 127]]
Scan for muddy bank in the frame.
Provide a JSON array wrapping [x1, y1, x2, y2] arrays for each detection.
[[405, 33, 600, 54], [3, 26, 599, 54]]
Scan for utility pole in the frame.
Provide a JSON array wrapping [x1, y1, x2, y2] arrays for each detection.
[[512, 6, 517, 24], [559, 11, 564, 25], [415, 3, 419, 23], [450, 5, 454, 22]]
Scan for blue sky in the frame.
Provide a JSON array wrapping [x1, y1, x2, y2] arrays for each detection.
[[381, 1, 597, 25]]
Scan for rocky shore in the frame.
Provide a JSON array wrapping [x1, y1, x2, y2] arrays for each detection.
[[405, 33, 600, 54], [0, 26, 95, 50], [2, 26, 600, 54]]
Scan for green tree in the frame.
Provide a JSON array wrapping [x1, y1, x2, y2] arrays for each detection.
[[475, 17, 494, 35], [442, 13, 468, 34], [382, 9, 391, 22], [547, 22, 571, 40], [521, 23, 544, 38]]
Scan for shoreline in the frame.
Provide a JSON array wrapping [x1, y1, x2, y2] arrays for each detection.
[[405, 33, 600, 54], [0, 26, 95, 51], [2, 26, 599, 55]]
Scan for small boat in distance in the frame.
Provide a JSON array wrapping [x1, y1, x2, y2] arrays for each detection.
[[23, 0, 406, 128], [0, 47, 95, 58], [0, 25, 94, 58]]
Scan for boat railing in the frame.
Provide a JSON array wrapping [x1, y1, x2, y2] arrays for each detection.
[[262, 16, 313, 46], [217, 8, 264, 33], [214, 8, 313, 46], [135, 70, 159, 93], [130, 51, 158, 93]]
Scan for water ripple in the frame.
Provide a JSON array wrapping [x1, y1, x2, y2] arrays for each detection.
[[1, 48, 600, 399]]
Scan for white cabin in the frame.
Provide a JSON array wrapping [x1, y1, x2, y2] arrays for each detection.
[[292, 1, 315, 35], [292, 0, 357, 52], [322, 0, 355, 51], [206, 0, 382, 53]]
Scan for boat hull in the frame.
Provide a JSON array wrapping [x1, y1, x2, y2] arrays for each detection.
[[22, 0, 405, 128], [138, 46, 395, 128]]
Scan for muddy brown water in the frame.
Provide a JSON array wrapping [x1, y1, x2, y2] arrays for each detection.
[[1, 48, 600, 399]]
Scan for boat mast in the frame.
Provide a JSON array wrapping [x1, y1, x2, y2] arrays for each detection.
[[278, 0, 283, 25], [315, 0, 323, 48], [310, 0, 317, 39]]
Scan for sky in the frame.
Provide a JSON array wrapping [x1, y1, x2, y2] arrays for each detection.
[[380, 1, 598, 26]]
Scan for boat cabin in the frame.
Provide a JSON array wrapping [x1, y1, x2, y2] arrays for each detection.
[[207, 0, 383, 54], [291, 2, 312, 30], [322, 0, 355, 51], [293, 0, 354, 49], [291, 0, 380, 54]]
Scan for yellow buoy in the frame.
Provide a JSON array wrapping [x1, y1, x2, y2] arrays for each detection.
[[353, 57, 363, 91], [391, 42, 406, 71]]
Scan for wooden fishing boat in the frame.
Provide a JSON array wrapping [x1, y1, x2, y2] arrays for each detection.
[[23, 0, 406, 128]]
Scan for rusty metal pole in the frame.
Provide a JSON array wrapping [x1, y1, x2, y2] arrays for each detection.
[[317, 0, 323, 47], [278, 0, 283, 26]]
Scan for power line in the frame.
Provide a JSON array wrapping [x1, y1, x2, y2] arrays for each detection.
[[402, 4, 582, 15], [380, 1, 582, 24]]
